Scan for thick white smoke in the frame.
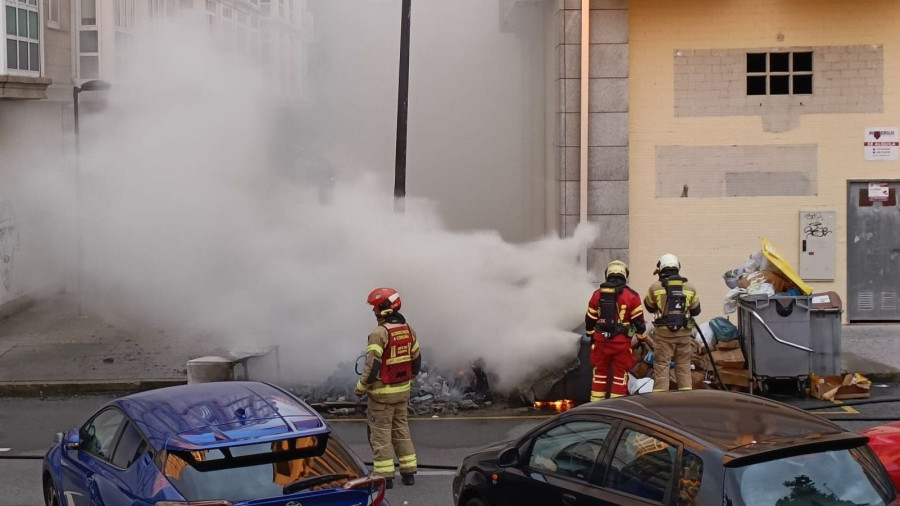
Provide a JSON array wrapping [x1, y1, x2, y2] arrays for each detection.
[[16, 2, 600, 390]]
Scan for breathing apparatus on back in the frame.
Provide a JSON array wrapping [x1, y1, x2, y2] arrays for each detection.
[[595, 260, 634, 340], [652, 254, 690, 331]]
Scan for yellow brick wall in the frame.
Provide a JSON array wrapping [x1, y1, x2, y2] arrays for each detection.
[[629, 0, 900, 322]]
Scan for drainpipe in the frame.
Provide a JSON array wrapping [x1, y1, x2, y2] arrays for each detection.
[[579, 0, 589, 224]]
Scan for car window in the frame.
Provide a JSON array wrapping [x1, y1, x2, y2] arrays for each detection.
[[80, 409, 126, 462], [111, 422, 148, 469], [676, 451, 703, 506], [724, 446, 896, 506], [162, 435, 366, 502], [527, 420, 612, 482], [602, 428, 676, 503]]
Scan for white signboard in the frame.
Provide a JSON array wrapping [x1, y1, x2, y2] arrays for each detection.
[[864, 127, 899, 161], [869, 182, 890, 201]]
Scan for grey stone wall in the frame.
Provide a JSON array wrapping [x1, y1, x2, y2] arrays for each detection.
[[556, 0, 629, 281], [674, 45, 883, 133]]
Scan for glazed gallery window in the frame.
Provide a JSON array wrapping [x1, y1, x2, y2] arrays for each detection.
[[746, 51, 813, 96], [5, 0, 40, 73]]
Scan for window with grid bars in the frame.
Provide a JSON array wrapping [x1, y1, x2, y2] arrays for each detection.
[[746, 51, 813, 96], [5, 0, 40, 73]]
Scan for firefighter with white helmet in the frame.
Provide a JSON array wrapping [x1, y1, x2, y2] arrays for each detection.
[[584, 260, 647, 400], [644, 254, 701, 391], [355, 287, 421, 488]]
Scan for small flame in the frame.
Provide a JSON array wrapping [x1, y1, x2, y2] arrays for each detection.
[[533, 399, 575, 413]]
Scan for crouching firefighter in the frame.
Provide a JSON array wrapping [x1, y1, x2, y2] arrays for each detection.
[[355, 287, 421, 488], [644, 254, 701, 392], [584, 260, 646, 400]]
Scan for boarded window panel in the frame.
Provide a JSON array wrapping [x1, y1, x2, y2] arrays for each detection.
[[725, 171, 813, 197], [656, 145, 817, 198]]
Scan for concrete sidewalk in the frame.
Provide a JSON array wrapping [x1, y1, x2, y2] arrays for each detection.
[[0, 293, 899, 396]]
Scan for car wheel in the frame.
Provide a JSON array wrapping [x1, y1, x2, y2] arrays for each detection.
[[464, 497, 489, 506], [44, 478, 61, 506]]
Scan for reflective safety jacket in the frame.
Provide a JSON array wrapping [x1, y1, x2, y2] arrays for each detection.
[[644, 277, 700, 338], [356, 316, 421, 403]]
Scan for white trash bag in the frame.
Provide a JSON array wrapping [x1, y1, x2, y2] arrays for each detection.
[[628, 373, 654, 395]]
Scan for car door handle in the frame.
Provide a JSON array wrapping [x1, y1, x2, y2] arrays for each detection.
[[561, 493, 577, 506]]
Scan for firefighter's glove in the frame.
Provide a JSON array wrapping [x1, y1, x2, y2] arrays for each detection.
[[354, 381, 367, 397], [580, 333, 592, 345]]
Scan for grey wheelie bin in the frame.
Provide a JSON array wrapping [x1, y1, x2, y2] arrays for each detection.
[[737, 293, 814, 396]]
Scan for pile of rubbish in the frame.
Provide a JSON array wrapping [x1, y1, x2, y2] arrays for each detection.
[[294, 359, 496, 417]]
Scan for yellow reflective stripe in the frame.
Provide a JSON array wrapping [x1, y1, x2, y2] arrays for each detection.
[[411, 341, 419, 353], [398, 454, 417, 464], [366, 343, 384, 355], [385, 355, 411, 365], [609, 393, 625, 398], [630, 306, 644, 317], [369, 380, 411, 395], [373, 460, 395, 473], [587, 307, 598, 315], [678, 387, 693, 391], [355, 380, 366, 392], [586, 330, 595, 335]]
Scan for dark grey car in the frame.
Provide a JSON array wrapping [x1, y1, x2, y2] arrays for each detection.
[[453, 390, 897, 505]]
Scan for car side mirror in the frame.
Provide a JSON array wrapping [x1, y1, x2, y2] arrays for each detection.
[[497, 447, 520, 468], [63, 428, 80, 450]]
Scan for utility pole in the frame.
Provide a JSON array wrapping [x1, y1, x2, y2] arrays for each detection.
[[394, 0, 411, 213], [72, 80, 111, 317]]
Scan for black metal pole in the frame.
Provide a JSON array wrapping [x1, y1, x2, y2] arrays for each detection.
[[73, 86, 84, 317], [393, 0, 411, 212]]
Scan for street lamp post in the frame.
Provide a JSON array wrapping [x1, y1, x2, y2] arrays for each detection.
[[394, 0, 411, 213], [73, 79, 111, 317]]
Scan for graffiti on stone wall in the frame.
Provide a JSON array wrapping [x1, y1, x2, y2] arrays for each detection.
[[0, 200, 19, 292]]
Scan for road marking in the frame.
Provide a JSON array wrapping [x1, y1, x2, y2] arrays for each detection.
[[814, 404, 861, 415], [0, 448, 10, 452], [415, 470, 457, 476]]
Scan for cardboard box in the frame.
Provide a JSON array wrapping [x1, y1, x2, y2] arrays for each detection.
[[809, 373, 871, 401], [711, 347, 745, 369], [715, 339, 741, 350], [692, 370, 711, 389], [717, 368, 751, 387]]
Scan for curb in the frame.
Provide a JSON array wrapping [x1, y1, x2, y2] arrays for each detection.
[[0, 379, 187, 397]]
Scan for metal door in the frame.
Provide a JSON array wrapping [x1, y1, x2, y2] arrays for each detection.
[[847, 181, 900, 321]]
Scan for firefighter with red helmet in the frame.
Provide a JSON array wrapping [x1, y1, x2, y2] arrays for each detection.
[[585, 260, 647, 400], [355, 287, 421, 488]]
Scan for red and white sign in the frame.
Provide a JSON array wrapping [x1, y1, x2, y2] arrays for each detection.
[[864, 127, 899, 161], [869, 182, 890, 201]]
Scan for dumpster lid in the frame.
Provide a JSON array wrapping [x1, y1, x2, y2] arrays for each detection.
[[761, 237, 813, 295], [811, 291, 843, 310]]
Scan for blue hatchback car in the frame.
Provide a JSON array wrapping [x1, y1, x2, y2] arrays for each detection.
[[42, 381, 387, 506]]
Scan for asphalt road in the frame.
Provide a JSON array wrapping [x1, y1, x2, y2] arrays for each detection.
[[2, 387, 898, 506]]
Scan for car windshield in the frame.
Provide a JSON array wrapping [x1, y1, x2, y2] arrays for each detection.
[[724, 446, 896, 506], [162, 435, 364, 502]]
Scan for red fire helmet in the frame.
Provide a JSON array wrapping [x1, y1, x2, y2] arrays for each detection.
[[367, 287, 402, 314]]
